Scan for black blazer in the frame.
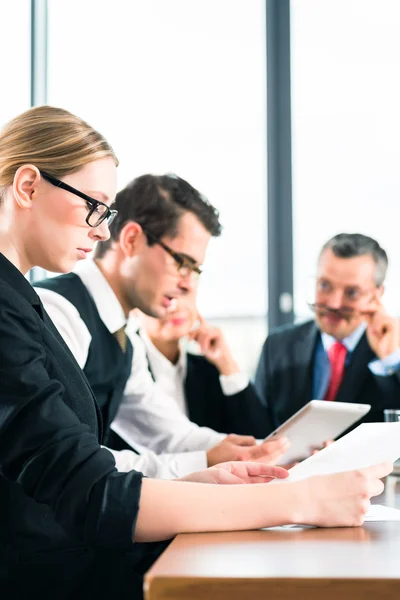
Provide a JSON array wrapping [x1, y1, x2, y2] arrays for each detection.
[[255, 320, 400, 435], [0, 253, 163, 600], [184, 354, 273, 438]]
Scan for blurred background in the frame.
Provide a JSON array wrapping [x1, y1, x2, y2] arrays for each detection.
[[3, 0, 400, 374]]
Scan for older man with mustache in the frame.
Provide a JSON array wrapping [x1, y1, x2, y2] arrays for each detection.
[[255, 233, 400, 433]]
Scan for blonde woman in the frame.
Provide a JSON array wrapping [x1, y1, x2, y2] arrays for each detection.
[[0, 106, 391, 599]]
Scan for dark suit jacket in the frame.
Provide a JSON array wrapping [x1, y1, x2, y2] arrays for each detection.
[[255, 320, 400, 435], [0, 253, 163, 600], [184, 354, 273, 438]]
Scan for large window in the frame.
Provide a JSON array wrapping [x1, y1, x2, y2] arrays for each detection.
[[0, 1, 31, 125], [47, 0, 268, 372], [292, 0, 400, 320]]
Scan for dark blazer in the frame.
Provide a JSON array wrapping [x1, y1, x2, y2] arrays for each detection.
[[35, 273, 134, 447], [255, 320, 400, 435], [184, 354, 273, 438], [143, 349, 272, 439], [0, 253, 163, 600]]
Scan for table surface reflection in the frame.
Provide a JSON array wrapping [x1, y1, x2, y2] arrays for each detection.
[[145, 476, 400, 600]]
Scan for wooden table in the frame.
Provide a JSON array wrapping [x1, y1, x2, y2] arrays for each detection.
[[145, 476, 400, 600]]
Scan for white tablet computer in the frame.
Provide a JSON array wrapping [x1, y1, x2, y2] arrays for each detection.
[[265, 400, 371, 464]]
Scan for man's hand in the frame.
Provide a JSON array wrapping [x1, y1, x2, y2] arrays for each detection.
[[179, 462, 289, 484], [311, 439, 334, 456], [364, 298, 400, 359], [207, 433, 290, 467], [189, 313, 239, 375]]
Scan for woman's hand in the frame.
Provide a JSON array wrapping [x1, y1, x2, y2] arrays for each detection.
[[293, 462, 393, 527], [179, 462, 289, 484]]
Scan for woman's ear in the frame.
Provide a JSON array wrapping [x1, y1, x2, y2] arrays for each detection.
[[118, 221, 144, 257], [13, 165, 41, 209]]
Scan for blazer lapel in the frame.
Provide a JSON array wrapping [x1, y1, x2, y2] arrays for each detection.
[[335, 333, 375, 404], [40, 304, 103, 439], [184, 356, 204, 425], [281, 321, 319, 421]]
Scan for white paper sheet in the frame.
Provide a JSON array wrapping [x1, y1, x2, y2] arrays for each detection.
[[263, 504, 400, 530], [285, 422, 400, 482], [364, 504, 400, 521]]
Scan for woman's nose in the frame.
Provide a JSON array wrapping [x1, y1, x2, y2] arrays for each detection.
[[89, 219, 110, 242]]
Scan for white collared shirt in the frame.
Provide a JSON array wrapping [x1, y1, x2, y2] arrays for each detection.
[[36, 259, 225, 478], [138, 327, 250, 417], [138, 329, 189, 415], [321, 321, 400, 376], [321, 322, 367, 355]]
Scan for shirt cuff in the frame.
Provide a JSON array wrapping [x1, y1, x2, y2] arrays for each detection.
[[368, 348, 400, 376], [219, 371, 249, 396], [103, 446, 208, 479], [161, 450, 208, 478]]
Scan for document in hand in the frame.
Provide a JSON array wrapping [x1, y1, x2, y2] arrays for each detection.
[[286, 422, 400, 482]]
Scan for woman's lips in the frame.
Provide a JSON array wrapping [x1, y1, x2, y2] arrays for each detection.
[[169, 318, 186, 326], [77, 248, 92, 259]]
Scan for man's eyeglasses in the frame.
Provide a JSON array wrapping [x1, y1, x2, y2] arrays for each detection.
[[145, 232, 202, 279], [40, 171, 117, 228], [315, 278, 377, 303], [309, 302, 360, 319]]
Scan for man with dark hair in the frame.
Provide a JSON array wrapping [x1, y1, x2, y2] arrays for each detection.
[[255, 233, 400, 433], [95, 173, 222, 259], [35, 174, 284, 479]]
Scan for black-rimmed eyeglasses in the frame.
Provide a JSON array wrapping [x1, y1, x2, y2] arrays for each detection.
[[145, 232, 202, 279], [40, 171, 117, 228]]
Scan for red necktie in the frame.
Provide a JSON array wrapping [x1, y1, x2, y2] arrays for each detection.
[[324, 342, 347, 401]]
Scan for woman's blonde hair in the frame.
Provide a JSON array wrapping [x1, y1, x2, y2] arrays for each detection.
[[0, 105, 118, 202]]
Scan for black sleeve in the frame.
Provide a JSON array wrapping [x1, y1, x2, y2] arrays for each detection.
[[254, 337, 279, 432], [0, 293, 142, 551], [220, 381, 275, 438], [369, 368, 400, 414], [255, 337, 270, 407]]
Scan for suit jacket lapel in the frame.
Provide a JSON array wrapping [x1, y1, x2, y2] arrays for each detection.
[[281, 322, 319, 421], [184, 356, 204, 425], [335, 333, 375, 404], [40, 303, 103, 439]]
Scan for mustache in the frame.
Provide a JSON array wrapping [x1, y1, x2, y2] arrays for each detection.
[[308, 302, 362, 320]]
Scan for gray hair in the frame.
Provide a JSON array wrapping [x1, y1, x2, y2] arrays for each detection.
[[320, 233, 388, 286]]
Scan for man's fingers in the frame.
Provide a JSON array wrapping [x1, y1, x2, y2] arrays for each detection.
[[263, 437, 290, 452], [323, 440, 334, 448], [227, 434, 256, 446], [311, 439, 334, 455], [247, 444, 275, 460]]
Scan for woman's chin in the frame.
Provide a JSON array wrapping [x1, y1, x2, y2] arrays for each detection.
[[41, 258, 76, 275]]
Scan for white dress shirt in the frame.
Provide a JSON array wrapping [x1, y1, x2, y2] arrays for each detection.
[[137, 328, 250, 417], [322, 322, 400, 375], [36, 259, 226, 478], [137, 329, 189, 415]]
